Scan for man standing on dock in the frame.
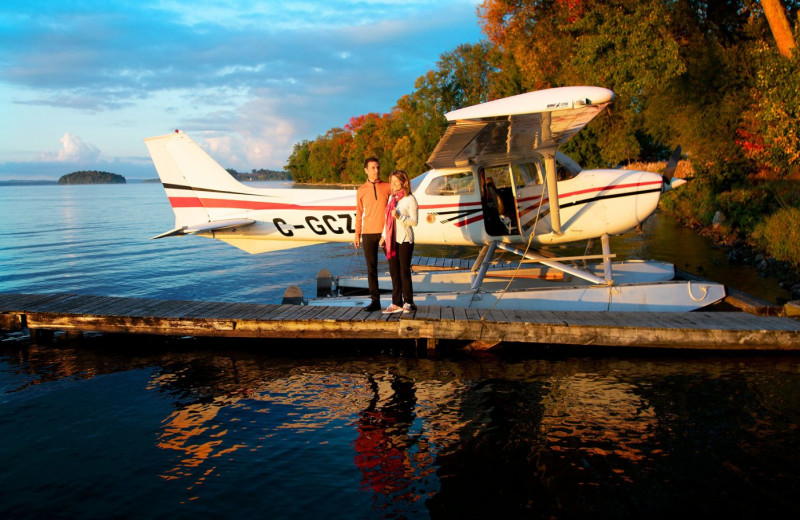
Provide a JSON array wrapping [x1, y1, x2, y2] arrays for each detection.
[[354, 157, 391, 312]]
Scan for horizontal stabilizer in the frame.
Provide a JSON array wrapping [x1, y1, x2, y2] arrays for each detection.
[[151, 218, 255, 240]]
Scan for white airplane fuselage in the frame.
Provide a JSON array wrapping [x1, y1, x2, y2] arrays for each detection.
[[145, 87, 665, 255], [152, 139, 663, 254]]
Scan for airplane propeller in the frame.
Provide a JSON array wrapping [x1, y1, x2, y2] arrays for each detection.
[[662, 145, 686, 191]]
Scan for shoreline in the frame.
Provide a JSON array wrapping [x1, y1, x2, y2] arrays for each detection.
[[666, 212, 800, 303]]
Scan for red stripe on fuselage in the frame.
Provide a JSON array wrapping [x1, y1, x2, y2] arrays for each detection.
[[560, 180, 662, 199], [418, 202, 483, 210], [455, 214, 484, 227], [168, 197, 351, 211], [517, 180, 662, 205]]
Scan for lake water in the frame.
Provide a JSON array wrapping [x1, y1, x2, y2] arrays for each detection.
[[1, 183, 799, 518]]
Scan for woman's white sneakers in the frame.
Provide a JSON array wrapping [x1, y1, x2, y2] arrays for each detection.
[[382, 304, 403, 314]]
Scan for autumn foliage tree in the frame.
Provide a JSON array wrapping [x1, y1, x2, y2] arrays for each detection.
[[288, 0, 799, 186], [283, 0, 800, 264]]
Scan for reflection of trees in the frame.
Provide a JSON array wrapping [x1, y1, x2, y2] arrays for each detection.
[[5, 341, 800, 518]]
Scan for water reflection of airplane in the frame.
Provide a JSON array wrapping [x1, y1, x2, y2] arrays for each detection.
[[145, 86, 725, 312]]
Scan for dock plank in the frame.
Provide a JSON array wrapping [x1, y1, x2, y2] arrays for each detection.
[[97, 296, 160, 317], [0, 293, 75, 311], [264, 304, 303, 320], [78, 296, 143, 316], [274, 304, 312, 321], [337, 306, 368, 322], [440, 306, 455, 322], [235, 303, 280, 320], [253, 303, 297, 321], [174, 301, 222, 319], [464, 307, 484, 322], [87, 296, 150, 316], [25, 293, 85, 313], [297, 305, 336, 321], [2, 292, 799, 350], [452, 307, 469, 321]]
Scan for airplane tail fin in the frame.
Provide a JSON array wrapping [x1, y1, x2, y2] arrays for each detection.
[[143, 130, 251, 230]]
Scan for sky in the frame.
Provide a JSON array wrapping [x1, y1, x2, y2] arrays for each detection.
[[0, 0, 483, 180]]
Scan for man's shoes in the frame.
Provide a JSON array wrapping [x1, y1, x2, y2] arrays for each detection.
[[402, 303, 416, 313], [364, 301, 381, 312], [382, 304, 404, 314]]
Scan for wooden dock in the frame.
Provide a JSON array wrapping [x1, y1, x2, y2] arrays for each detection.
[[2, 292, 799, 351]]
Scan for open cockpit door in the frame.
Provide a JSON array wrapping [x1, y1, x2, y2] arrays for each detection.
[[477, 164, 518, 236], [510, 161, 545, 238]]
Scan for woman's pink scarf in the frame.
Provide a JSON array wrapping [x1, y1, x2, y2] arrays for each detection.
[[384, 191, 405, 259]]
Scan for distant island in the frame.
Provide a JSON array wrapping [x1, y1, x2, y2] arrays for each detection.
[[58, 170, 126, 184], [226, 168, 292, 181]]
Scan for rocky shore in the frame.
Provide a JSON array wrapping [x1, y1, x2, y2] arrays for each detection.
[[679, 218, 800, 303]]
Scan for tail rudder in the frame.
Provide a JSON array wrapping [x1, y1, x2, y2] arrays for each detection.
[[144, 130, 248, 228]]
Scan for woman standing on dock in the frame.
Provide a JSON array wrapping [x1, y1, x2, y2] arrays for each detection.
[[380, 170, 418, 314]]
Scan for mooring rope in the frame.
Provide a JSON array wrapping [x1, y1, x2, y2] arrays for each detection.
[[687, 281, 708, 302]]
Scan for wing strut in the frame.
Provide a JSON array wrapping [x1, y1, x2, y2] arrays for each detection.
[[495, 243, 610, 285], [542, 148, 562, 235], [471, 241, 498, 291]]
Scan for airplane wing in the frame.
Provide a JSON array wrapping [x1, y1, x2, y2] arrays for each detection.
[[151, 218, 255, 239], [427, 86, 614, 169]]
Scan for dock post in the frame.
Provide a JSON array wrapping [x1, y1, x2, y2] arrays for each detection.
[[29, 328, 54, 345], [65, 330, 84, 341], [426, 337, 438, 355], [0, 313, 23, 332]]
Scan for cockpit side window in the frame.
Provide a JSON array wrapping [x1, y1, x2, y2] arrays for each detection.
[[512, 162, 542, 186], [424, 171, 475, 196]]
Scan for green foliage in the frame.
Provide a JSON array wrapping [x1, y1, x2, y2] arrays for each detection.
[[738, 37, 800, 175], [753, 207, 800, 266], [691, 158, 752, 194], [660, 179, 717, 227], [569, 0, 685, 105], [58, 170, 125, 184], [715, 187, 774, 233], [285, 140, 311, 182]]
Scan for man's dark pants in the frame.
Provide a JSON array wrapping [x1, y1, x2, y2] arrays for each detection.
[[361, 233, 382, 305]]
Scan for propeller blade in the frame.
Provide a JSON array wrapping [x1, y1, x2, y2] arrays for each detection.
[[663, 145, 682, 181]]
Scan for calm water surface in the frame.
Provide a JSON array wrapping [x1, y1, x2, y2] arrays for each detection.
[[1, 183, 799, 518]]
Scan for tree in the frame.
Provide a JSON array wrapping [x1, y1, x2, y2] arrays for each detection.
[[762, 0, 796, 57], [285, 141, 311, 182]]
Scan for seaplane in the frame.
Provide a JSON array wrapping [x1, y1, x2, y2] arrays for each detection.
[[144, 85, 725, 312]]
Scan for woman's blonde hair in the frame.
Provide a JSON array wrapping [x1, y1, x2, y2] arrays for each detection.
[[390, 169, 411, 195]]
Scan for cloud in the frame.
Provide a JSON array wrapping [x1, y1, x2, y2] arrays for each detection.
[[0, 132, 155, 180], [41, 133, 101, 163], [2, 1, 480, 108], [0, 0, 483, 177]]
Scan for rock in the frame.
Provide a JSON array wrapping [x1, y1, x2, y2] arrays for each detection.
[[712, 211, 726, 228]]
